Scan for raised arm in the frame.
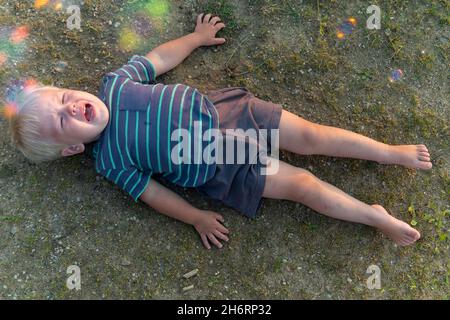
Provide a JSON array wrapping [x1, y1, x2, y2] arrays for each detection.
[[140, 179, 229, 249], [145, 13, 226, 77]]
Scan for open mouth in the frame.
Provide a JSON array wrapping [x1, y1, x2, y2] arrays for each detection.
[[84, 103, 94, 122]]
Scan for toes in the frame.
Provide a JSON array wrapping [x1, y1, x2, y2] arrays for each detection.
[[418, 155, 430, 161], [416, 159, 432, 169], [399, 236, 415, 246], [419, 151, 430, 157], [421, 161, 433, 169], [398, 238, 411, 246], [407, 228, 421, 240], [416, 144, 428, 152]]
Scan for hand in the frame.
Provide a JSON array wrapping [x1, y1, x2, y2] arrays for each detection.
[[194, 13, 226, 47], [193, 210, 230, 249]]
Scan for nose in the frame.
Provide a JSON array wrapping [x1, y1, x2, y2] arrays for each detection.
[[66, 103, 84, 121], [66, 104, 76, 117]]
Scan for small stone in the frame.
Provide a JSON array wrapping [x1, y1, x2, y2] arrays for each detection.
[[182, 269, 199, 279], [182, 285, 194, 292], [121, 258, 131, 266], [347, 277, 352, 283], [10, 226, 18, 235]]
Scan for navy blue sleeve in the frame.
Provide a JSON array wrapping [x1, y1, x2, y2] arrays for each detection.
[[98, 167, 152, 202], [111, 55, 157, 84]]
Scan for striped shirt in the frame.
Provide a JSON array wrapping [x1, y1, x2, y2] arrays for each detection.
[[92, 55, 219, 201]]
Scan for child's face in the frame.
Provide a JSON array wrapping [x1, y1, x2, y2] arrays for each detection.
[[35, 87, 109, 148]]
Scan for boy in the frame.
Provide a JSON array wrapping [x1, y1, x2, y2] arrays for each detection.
[[9, 13, 431, 250]]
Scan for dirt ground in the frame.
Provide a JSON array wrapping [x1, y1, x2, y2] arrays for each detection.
[[0, 0, 448, 299]]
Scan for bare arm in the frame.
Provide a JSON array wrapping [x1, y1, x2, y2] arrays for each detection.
[[139, 179, 229, 249], [145, 13, 226, 77]]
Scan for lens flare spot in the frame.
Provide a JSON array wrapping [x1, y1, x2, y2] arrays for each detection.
[[337, 17, 357, 39], [143, 0, 169, 18], [54, 60, 68, 73], [10, 26, 29, 44], [347, 17, 357, 26], [118, 28, 142, 51], [388, 69, 404, 82], [35, 0, 49, 9], [1, 103, 19, 120], [24, 78, 38, 90], [131, 13, 154, 38], [54, 2, 63, 10], [0, 52, 7, 66]]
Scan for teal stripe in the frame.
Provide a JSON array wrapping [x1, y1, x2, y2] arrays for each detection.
[[114, 170, 124, 184], [135, 112, 141, 169], [203, 106, 213, 183], [192, 95, 203, 186], [129, 172, 142, 195], [134, 174, 152, 201], [182, 90, 197, 187], [107, 76, 119, 169], [119, 68, 133, 80], [156, 85, 168, 172], [167, 84, 181, 172], [134, 60, 149, 82], [172, 87, 190, 183], [124, 111, 135, 166], [100, 152, 106, 170], [146, 85, 158, 169], [123, 169, 137, 189], [115, 79, 129, 169], [141, 56, 157, 80], [106, 169, 112, 179], [128, 64, 142, 82]]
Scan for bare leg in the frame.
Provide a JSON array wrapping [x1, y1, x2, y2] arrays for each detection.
[[278, 110, 432, 170], [263, 159, 421, 246]]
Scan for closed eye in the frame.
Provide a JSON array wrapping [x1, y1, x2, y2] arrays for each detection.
[[61, 92, 65, 129]]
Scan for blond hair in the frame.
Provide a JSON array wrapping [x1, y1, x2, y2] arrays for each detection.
[[8, 85, 69, 163]]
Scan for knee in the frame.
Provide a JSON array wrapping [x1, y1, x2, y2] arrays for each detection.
[[300, 123, 323, 155], [287, 172, 320, 202]]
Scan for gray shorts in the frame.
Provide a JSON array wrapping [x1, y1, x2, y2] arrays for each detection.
[[196, 87, 283, 218]]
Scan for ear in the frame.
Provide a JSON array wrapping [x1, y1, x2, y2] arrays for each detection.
[[61, 143, 85, 157]]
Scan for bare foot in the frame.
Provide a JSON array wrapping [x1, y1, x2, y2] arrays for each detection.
[[371, 204, 421, 246], [379, 144, 432, 170]]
